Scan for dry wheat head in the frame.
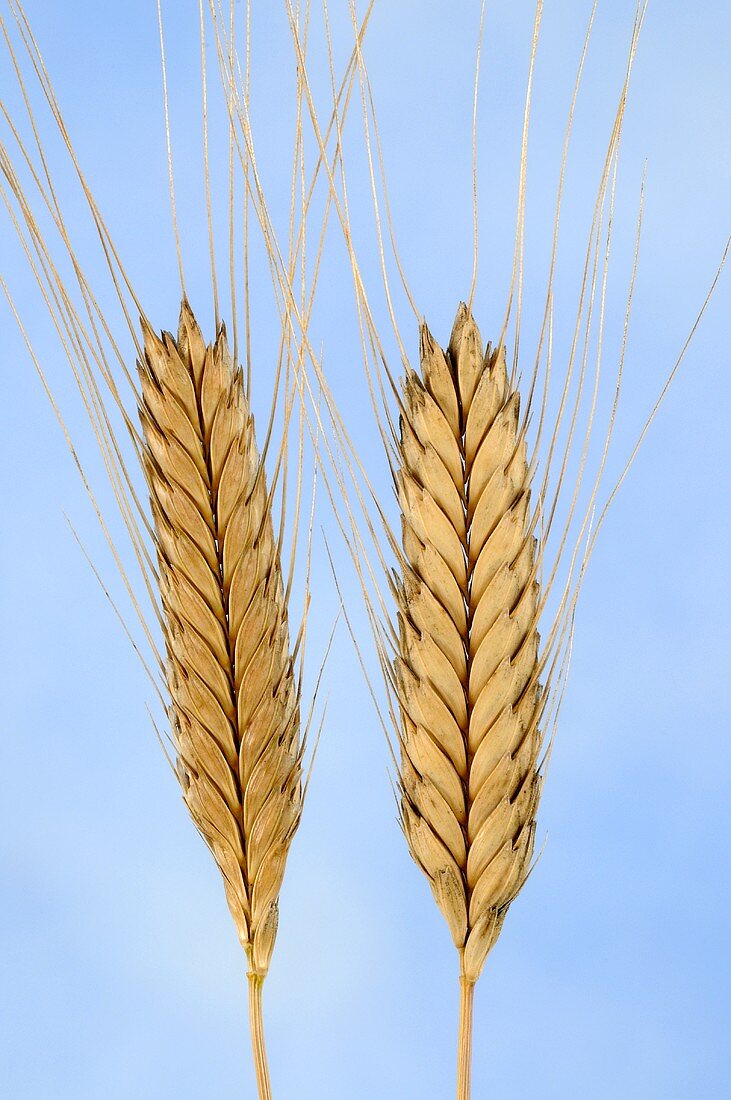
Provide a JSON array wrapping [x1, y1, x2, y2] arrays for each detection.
[[138, 299, 302, 979], [396, 302, 542, 984]]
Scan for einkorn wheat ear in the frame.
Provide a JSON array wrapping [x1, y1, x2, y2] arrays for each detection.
[[139, 301, 302, 1046], [0, 2, 376, 1096], [397, 307, 541, 1082], [398, 308, 540, 975], [291, 2, 728, 1097]]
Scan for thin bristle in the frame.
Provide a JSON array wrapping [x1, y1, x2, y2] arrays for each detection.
[[139, 298, 302, 979], [396, 303, 541, 984]]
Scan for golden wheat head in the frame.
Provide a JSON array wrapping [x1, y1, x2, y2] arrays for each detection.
[[396, 303, 542, 985], [138, 299, 302, 980]]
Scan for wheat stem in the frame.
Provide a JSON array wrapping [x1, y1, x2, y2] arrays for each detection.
[[247, 973, 273, 1100], [456, 968, 475, 1100]]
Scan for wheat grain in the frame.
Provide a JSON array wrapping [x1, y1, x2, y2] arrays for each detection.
[[396, 303, 542, 1097], [139, 299, 301, 1097]]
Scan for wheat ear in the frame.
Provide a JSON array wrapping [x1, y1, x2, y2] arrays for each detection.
[[396, 303, 541, 1099], [139, 299, 301, 1098]]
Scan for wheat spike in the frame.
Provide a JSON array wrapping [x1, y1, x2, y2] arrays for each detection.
[[138, 299, 302, 989], [396, 303, 542, 992]]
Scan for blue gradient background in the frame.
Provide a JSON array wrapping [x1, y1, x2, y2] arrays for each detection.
[[1, 2, 729, 1097]]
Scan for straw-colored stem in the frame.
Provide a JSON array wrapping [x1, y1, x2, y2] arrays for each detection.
[[456, 971, 475, 1100], [248, 973, 273, 1100]]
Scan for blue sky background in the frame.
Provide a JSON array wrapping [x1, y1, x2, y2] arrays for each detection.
[[1, 2, 730, 1097]]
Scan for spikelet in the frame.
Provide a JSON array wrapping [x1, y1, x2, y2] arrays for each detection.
[[396, 303, 541, 985], [138, 299, 301, 979]]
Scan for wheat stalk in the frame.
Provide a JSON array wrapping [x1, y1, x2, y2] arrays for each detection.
[[395, 304, 540, 1097], [139, 300, 301, 1097]]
